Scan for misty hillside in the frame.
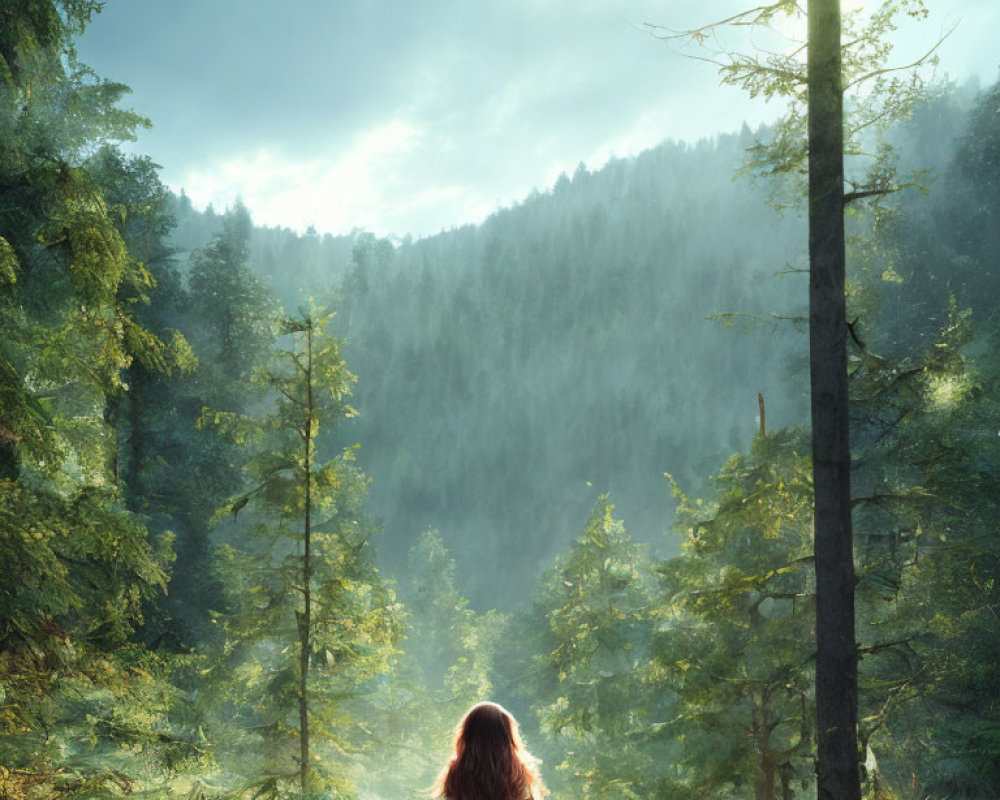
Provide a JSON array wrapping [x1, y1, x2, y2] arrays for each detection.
[[164, 82, 987, 608], [332, 133, 816, 606], [168, 130, 814, 607]]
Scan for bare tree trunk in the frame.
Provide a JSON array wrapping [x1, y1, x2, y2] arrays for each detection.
[[753, 696, 777, 800], [299, 320, 314, 795], [807, 2, 861, 799]]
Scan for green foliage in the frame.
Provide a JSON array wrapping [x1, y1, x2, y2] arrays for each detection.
[[199, 310, 400, 799], [0, 480, 196, 799], [0, 9, 214, 800], [529, 497, 667, 800], [188, 204, 277, 393], [122, 199, 274, 649], [846, 303, 1000, 796], [4, 4, 1000, 797], [653, 431, 815, 800], [0, 0, 170, 482], [352, 529, 507, 800], [655, 0, 940, 211], [328, 140, 809, 607], [403, 529, 504, 700]]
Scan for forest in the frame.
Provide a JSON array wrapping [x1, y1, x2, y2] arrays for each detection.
[[2, 1, 1000, 799]]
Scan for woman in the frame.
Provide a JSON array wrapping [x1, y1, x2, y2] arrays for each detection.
[[435, 701, 547, 800]]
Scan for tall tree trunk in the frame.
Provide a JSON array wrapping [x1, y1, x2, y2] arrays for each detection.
[[807, 2, 861, 799], [299, 320, 314, 794]]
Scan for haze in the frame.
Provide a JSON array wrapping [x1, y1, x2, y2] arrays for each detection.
[[78, 0, 997, 238]]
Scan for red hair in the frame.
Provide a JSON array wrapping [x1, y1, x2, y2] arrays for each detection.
[[434, 702, 547, 800]]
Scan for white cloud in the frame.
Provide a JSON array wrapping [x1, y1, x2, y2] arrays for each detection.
[[173, 120, 423, 235], [111, 0, 998, 240]]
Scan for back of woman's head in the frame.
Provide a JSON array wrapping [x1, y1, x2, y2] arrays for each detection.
[[434, 702, 546, 800]]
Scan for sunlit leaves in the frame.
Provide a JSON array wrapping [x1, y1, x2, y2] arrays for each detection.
[[0, 479, 183, 796], [532, 497, 665, 800], [657, 0, 940, 211], [200, 310, 400, 798], [843, 294, 1000, 792], [0, 7, 173, 481], [653, 429, 816, 798]]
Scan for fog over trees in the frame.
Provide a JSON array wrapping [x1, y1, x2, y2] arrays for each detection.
[[3, 2, 1000, 799]]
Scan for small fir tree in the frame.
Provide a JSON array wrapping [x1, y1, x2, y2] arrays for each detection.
[[201, 310, 399, 798], [534, 496, 666, 800]]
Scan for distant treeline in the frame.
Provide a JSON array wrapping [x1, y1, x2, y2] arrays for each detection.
[[168, 79, 985, 609]]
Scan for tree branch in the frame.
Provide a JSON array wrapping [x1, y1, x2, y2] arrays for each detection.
[[843, 27, 954, 91]]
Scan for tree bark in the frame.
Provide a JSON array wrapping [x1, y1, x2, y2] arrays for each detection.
[[753, 696, 776, 800], [299, 319, 314, 794], [807, 2, 861, 799]]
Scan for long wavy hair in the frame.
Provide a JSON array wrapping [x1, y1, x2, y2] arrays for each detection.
[[434, 702, 546, 800]]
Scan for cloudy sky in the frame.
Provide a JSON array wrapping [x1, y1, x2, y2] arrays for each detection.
[[77, 0, 999, 239]]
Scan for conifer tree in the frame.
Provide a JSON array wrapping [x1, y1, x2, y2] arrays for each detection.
[[652, 4, 940, 795], [203, 310, 399, 798], [356, 529, 506, 800], [0, 0, 161, 480], [846, 298, 1000, 796], [148, 202, 277, 647], [534, 497, 665, 800], [188, 203, 274, 393], [0, 5, 200, 795], [655, 430, 816, 800]]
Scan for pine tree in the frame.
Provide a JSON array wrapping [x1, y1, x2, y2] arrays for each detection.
[[654, 430, 815, 800], [188, 203, 275, 394], [847, 300, 1000, 796], [0, 0, 156, 481], [0, 5, 200, 795], [155, 202, 277, 647], [533, 496, 665, 800], [650, 4, 941, 795], [202, 310, 399, 798], [355, 529, 506, 800]]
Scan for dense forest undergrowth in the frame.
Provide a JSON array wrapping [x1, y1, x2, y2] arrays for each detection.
[[3, 2, 1000, 799]]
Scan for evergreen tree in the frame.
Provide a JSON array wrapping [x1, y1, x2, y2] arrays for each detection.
[[0, 482, 201, 798], [0, 1, 151, 480], [654, 431, 816, 800], [355, 529, 506, 800], [156, 202, 277, 647], [848, 302, 1000, 797], [0, 5, 199, 796], [201, 310, 399, 798], [188, 203, 275, 394], [654, 4, 941, 795], [403, 529, 505, 700], [533, 497, 666, 800]]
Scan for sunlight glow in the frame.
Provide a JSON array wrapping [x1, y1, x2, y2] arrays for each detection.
[[175, 120, 424, 235], [928, 374, 969, 411]]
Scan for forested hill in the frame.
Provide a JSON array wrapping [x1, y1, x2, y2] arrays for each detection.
[[174, 130, 813, 608], [167, 84, 981, 609], [331, 132, 816, 608]]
